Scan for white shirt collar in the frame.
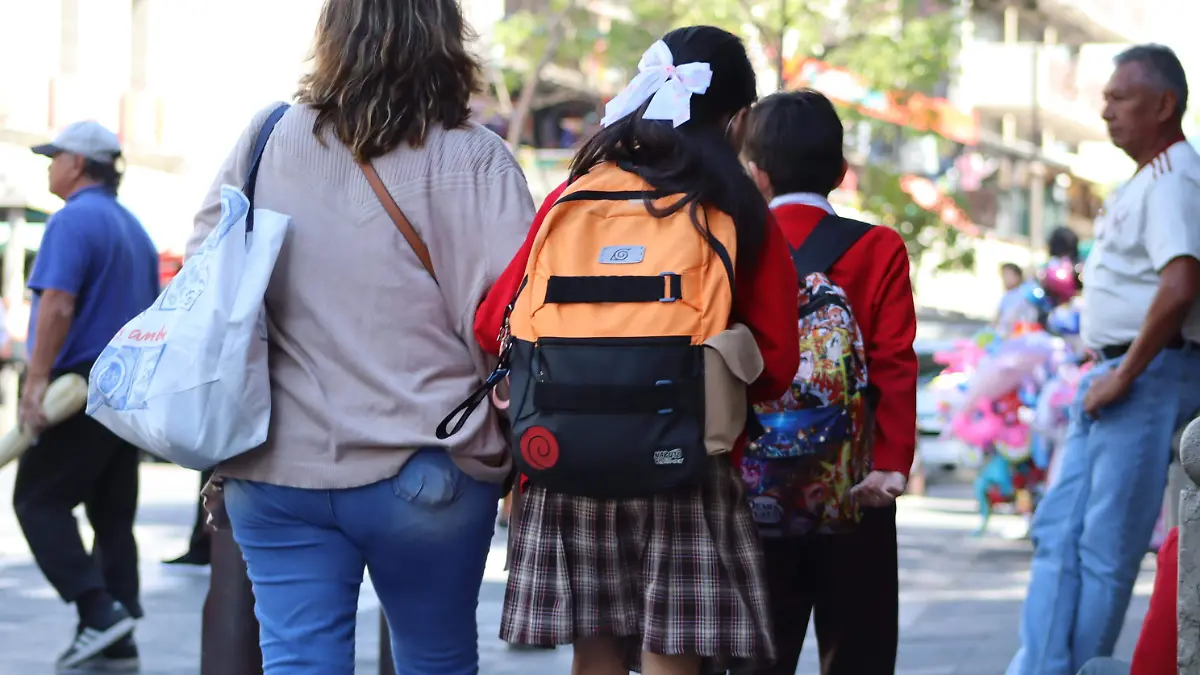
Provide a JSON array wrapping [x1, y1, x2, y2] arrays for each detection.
[[768, 192, 836, 215]]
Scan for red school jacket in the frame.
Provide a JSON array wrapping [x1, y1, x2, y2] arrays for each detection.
[[474, 181, 802, 483], [771, 203, 919, 477]]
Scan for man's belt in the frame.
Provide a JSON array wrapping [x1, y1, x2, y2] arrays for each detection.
[[1099, 336, 1192, 361]]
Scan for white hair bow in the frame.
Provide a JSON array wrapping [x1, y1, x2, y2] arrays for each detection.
[[600, 41, 713, 129]]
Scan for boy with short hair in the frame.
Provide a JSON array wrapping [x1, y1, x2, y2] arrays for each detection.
[[738, 89, 919, 675]]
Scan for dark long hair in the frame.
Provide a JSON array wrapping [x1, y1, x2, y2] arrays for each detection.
[[83, 157, 122, 194], [569, 26, 767, 260], [1047, 226, 1080, 264]]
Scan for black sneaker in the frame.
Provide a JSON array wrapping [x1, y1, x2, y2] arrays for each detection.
[[56, 603, 137, 670], [93, 634, 139, 672], [163, 549, 210, 566], [61, 635, 140, 673]]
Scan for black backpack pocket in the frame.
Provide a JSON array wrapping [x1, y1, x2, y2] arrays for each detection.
[[508, 335, 709, 499]]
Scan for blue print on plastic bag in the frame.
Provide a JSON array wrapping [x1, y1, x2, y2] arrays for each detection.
[[91, 344, 166, 412], [159, 186, 246, 312], [204, 187, 249, 252], [159, 256, 210, 312]]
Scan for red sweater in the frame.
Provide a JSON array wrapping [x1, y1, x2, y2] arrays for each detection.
[[474, 182, 801, 405], [1130, 526, 1178, 675], [772, 204, 918, 476]]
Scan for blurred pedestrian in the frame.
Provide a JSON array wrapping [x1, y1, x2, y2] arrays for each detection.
[[996, 262, 1039, 335], [188, 0, 536, 672], [163, 469, 212, 566], [1008, 44, 1200, 675], [15, 120, 160, 671]]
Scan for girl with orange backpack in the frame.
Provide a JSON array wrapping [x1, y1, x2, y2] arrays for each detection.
[[471, 25, 801, 675]]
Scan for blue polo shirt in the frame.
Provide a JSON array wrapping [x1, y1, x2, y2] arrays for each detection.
[[28, 186, 160, 371]]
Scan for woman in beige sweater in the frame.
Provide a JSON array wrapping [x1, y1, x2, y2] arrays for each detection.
[[187, 1, 535, 673]]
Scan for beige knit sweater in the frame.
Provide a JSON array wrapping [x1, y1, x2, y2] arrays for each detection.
[[186, 102, 535, 489]]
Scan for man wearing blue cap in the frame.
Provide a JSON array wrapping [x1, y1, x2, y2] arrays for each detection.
[[15, 120, 159, 672]]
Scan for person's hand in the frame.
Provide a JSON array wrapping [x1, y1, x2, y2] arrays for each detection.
[[19, 374, 49, 435], [851, 470, 907, 508], [1082, 369, 1133, 418]]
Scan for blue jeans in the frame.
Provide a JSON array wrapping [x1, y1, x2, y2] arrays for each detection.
[[224, 450, 500, 675], [1076, 657, 1130, 675], [1007, 348, 1200, 675]]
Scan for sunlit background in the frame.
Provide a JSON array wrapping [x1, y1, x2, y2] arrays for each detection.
[[0, 3, 1195, 671], [1, 0, 1198, 314]]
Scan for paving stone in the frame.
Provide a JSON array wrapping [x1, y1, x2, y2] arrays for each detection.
[[0, 464, 1151, 674]]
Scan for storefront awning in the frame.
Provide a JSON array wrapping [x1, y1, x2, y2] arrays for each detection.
[[0, 209, 49, 252]]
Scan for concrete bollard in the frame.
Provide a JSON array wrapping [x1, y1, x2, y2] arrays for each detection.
[[1177, 417, 1200, 673]]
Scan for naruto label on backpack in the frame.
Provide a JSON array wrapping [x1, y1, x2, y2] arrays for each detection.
[[499, 164, 739, 499], [742, 215, 874, 537]]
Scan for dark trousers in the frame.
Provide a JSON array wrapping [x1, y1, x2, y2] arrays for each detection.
[[12, 411, 143, 618], [741, 505, 899, 675], [186, 469, 215, 556], [201, 525, 262, 675]]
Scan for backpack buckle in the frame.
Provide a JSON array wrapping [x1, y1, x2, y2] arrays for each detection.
[[655, 380, 675, 414], [659, 272, 682, 303]]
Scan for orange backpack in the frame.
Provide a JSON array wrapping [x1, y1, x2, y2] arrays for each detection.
[[499, 164, 739, 498]]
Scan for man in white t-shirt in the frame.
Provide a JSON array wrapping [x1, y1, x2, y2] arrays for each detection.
[[1009, 44, 1200, 675]]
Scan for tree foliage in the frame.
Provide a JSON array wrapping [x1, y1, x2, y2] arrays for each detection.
[[490, 0, 973, 270], [856, 163, 976, 273], [492, 0, 960, 109]]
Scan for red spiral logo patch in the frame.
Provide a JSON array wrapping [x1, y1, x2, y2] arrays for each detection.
[[520, 426, 560, 471]]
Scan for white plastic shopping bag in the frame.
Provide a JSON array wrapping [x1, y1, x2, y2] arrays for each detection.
[[87, 185, 289, 469]]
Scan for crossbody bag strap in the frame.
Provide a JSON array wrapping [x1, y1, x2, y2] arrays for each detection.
[[243, 103, 290, 234], [359, 162, 437, 283]]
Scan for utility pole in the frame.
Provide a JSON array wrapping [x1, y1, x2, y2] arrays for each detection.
[[777, 0, 789, 91], [1029, 39, 1045, 249], [1, 206, 24, 435]]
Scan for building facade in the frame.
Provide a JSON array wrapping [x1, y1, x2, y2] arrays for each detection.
[[0, 0, 507, 251], [0, 0, 505, 428], [908, 0, 1151, 316]]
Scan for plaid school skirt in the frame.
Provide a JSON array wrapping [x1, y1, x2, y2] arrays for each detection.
[[500, 456, 777, 673]]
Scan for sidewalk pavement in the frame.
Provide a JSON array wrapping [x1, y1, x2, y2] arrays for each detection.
[[0, 464, 1153, 675]]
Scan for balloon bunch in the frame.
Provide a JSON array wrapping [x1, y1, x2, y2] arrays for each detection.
[[1040, 256, 1079, 304], [934, 329, 1067, 535], [932, 252, 1087, 534], [1040, 255, 1084, 357]]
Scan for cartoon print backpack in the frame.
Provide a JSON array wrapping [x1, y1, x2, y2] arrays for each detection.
[[741, 215, 873, 537], [454, 164, 742, 499]]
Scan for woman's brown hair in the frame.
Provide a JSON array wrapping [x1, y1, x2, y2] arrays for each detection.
[[297, 0, 482, 160]]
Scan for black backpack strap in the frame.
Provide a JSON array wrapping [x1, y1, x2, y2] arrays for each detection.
[[243, 103, 291, 233], [790, 214, 874, 278]]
